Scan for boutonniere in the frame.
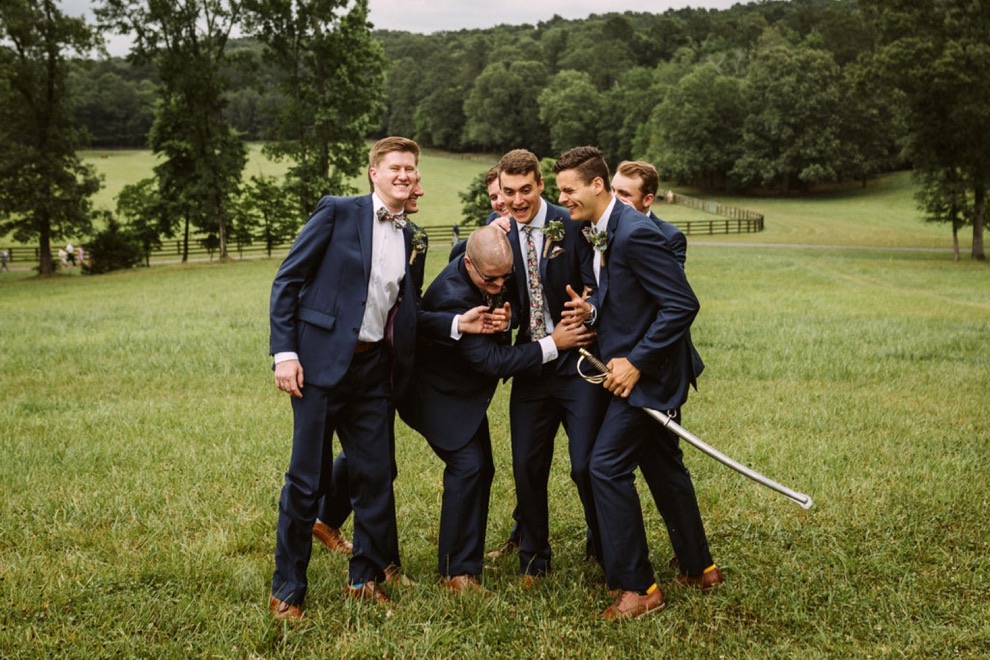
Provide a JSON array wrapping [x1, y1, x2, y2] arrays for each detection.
[[409, 222, 428, 265], [542, 219, 565, 258], [582, 226, 608, 268], [582, 226, 607, 252]]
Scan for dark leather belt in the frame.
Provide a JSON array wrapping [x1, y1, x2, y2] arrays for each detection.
[[354, 340, 382, 354]]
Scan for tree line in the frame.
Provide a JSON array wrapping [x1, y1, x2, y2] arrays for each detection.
[[1, 0, 986, 275]]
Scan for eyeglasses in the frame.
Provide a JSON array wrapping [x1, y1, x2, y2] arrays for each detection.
[[469, 259, 514, 284]]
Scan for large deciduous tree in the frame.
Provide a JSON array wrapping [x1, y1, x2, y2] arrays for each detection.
[[463, 60, 550, 154], [864, 0, 989, 260], [643, 61, 747, 190], [98, 0, 247, 263], [732, 35, 845, 193], [0, 0, 102, 276], [245, 0, 385, 214]]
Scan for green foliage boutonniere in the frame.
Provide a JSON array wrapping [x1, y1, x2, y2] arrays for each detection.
[[542, 219, 565, 258], [409, 223, 428, 265]]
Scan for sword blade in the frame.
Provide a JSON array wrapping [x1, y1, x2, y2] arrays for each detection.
[[577, 349, 813, 509]]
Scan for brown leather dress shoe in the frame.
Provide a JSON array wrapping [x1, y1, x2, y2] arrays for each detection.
[[312, 521, 353, 556], [384, 565, 417, 587], [440, 574, 486, 594], [345, 581, 389, 604], [269, 595, 303, 621], [520, 574, 543, 589], [485, 538, 519, 559], [676, 565, 724, 593], [601, 587, 666, 620]]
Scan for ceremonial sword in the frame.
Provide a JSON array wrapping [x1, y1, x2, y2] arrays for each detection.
[[576, 348, 813, 509]]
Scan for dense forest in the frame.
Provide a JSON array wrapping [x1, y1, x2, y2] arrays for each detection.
[[71, 0, 907, 194], [4, 0, 987, 271]]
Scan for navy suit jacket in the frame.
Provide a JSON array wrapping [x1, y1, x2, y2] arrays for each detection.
[[588, 202, 702, 411], [648, 211, 687, 267], [269, 194, 424, 398], [404, 256, 545, 452], [488, 200, 597, 375]]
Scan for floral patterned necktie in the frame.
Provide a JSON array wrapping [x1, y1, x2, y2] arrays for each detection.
[[522, 226, 546, 340]]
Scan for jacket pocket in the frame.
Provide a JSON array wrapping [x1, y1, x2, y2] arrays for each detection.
[[297, 306, 336, 330]]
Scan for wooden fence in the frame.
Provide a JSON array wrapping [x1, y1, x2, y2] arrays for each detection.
[[1, 194, 762, 269], [667, 192, 765, 234]]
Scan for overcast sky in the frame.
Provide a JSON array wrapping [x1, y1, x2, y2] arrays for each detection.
[[61, 0, 749, 54]]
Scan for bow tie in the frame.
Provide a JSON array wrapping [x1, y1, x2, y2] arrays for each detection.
[[377, 207, 407, 229]]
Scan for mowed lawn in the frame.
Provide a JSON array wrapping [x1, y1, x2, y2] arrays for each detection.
[[1, 155, 989, 656]]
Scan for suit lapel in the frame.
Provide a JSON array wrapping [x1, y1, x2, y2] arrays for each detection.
[[356, 195, 374, 283]]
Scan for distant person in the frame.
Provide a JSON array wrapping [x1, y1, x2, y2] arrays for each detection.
[[66, 242, 76, 266], [76, 246, 84, 267], [0, 249, 9, 272], [58, 248, 68, 269], [452, 224, 460, 246]]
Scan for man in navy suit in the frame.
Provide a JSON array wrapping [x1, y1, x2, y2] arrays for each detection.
[[311, 179, 427, 559], [268, 137, 495, 619], [555, 146, 707, 619], [402, 226, 594, 592], [611, 160, 722, 591], [486, 149, 606, 582]]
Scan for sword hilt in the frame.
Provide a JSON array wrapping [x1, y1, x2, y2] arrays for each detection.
[[576, 348, 609, 384]]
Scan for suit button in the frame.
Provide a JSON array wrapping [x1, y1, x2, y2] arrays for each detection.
[[353, 328, 359, 334]]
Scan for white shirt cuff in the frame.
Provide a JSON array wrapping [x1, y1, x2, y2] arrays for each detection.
[[273, 351, 299, 365], [538, 336, 558, 363], [450, 315, 463, 340]]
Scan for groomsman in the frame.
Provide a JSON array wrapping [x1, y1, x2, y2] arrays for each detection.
[[610, 159, 721, 591], [487, 149, 606, 581], [402, 226, 593, 591], [555, 146, 708, 619]]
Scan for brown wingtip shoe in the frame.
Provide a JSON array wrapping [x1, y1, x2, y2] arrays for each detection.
[[601, 586, 666, 620], [344, 581, 390, 604], [312, 521, 353, 556], [269, 595, 303, 621], [676, 565, 724, 593]]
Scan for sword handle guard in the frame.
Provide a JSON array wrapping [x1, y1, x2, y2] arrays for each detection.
[[577, 348, 609, 384]]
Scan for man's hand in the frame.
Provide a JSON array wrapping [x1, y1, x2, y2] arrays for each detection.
[[486, 302, 511, 332], [550, 318, 596, 351], [603, 357, 639, 398], [560, 284, 593, 326], [458, 303, 510, 334], [275, 359, 304, 398], [491, 215, 512, 233]]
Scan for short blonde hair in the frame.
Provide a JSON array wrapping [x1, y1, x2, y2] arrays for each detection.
[[369, 136, 420, 168]]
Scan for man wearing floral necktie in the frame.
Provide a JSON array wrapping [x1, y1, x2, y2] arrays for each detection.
[[486, 149, 607, 584]]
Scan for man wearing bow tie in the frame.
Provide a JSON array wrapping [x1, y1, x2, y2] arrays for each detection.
[[268, 137, 463, 619]]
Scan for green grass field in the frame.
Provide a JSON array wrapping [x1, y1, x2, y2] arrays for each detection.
[[1, 153, 988, 656]]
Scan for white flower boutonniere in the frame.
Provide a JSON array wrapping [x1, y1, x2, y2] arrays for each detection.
[[409, 223, 428, 265], [542, 219, 565, 258]]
